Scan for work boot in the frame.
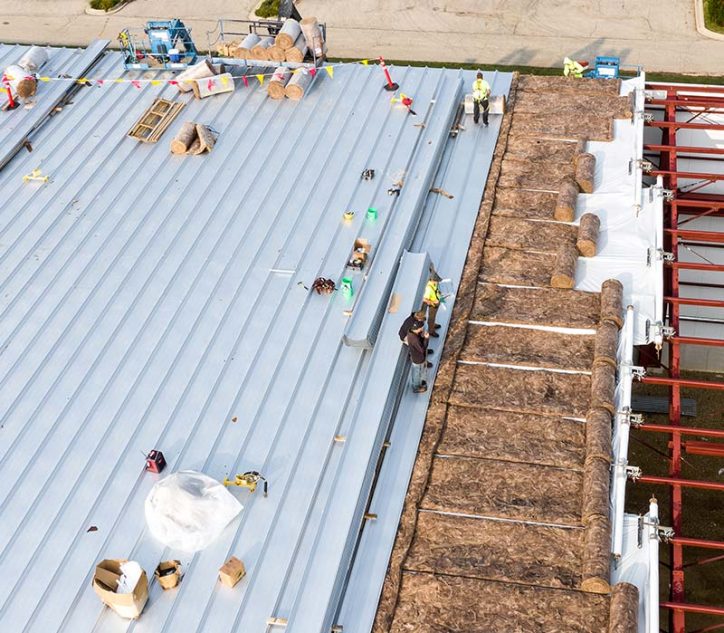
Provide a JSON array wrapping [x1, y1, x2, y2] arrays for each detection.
[[427, 348, 434, 355], [413, 382, 428, 393], [434, 324, 441, 330], [430, 331, 440, 338], [426, 361, 433, 368]]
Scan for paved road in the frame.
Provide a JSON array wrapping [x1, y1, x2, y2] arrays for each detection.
[[1, 0, 723, 74]]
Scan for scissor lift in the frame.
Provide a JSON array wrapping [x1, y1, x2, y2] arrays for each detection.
[[119, 19, 199, 70]]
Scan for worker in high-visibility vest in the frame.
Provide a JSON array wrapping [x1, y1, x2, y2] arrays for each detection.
[[422, 270, 443, 337], [472, 71, 491, 126], [563, 57, 589, 78]]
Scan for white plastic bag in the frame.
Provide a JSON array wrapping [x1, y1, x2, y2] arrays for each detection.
[[145, 470, 242, 552]]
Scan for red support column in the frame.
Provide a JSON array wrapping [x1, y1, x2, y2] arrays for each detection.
[[647, 82, 724, 633]]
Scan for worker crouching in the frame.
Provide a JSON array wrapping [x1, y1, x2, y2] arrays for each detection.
[[406, 319, 431, 393]]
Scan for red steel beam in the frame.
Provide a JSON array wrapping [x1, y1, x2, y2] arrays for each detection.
[[638, 424, 724, 440], [666, 261, 724, 272], [647, 83, 724, 93], [672, 537, 724, 551], [638, 475, 724, 492], [672, 198, 724, 209], [671, 336, 724, 347], [646, 98, 724, 109], [645, 145, 724, 156], [641, 376, 724, 390], [650, 170, 724, 181], [666, 228, 724, 242], [661, 602, 724, 617], [647, 120, 724, 131], [665, 296, 724, 308]]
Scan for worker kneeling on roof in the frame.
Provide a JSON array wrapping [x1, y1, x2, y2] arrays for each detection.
[[472, 72, 490, 126], [563, 57, 589, 78]]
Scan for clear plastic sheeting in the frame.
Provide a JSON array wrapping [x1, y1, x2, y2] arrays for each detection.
[[145, 470, 242, 552]]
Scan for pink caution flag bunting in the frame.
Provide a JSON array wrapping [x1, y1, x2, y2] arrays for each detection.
[[242, 76, 249, 87]]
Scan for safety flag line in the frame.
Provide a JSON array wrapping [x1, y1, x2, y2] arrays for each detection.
[[1, 58, 376, 89]]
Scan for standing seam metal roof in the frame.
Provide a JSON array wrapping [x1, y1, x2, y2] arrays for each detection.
[[0, 43, 510, 633]]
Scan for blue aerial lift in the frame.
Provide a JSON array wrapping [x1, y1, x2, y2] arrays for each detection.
[[587, 56, 621, 79], [119, 19, 199, 70]]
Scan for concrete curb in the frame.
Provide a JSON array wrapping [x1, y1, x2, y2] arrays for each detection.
[[84, 0, 133, 17], [694, 0, 724, 41]]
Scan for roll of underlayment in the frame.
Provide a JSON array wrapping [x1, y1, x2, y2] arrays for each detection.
[[250, 36, 275, 60], [585, 408, 613, 463], [581, 515, 611, 594], [582, 454, 611, 525], [600, 278, 624, 328], [300, 17, 325, 57], [275, 18, 301, 49], [268, 66, 291, 99], [575, 152, 596, 193], [577, 212, 600, 257], [18, 46, 48, 72], [555, 178, 579, 222], [284, 69, 313, 100], [590, 362, 616, 414], [593, 321, 618, 368], [550, 240, 578, 288], [285, 34, 308, 63], [608, 582, 640, 633]]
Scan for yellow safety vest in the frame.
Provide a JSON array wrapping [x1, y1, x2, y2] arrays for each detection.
[[472, 78, 490, 102], [563, 57, 585, 78], [423, 281, 441, 306]]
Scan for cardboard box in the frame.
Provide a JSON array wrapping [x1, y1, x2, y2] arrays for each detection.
[[92, 559, 148, 619], [155, 560, 182, 590], [218, 556, 246, 588]]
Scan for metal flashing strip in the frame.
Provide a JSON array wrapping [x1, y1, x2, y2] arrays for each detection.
[[342, 74, 462, 348]]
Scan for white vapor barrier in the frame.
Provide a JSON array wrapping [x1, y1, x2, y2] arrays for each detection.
[[574, 76, 663, 345], [612, 500, 661, 633], [610, 306, 637, 559]]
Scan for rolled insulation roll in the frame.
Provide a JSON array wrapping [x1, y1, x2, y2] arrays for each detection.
[[176, 60, 216, 93], [239, 33, 261, 56], [555, 178, 579, 222], [170, 122, 197, 155], [581, 455, 611, 525], [600, 278, 624, 328], [284, 68, 314, 100], [574, 152, 596, 193], [267, 66, 291, 99], [586, 408, 612, 464], [300, 17, 325, 57], [18, 46, 48, 72], [550, 240, 578, 288], [608, 582, 640, 633], [594, 321, 618, 368], [590, 362, 616, 415], [250, 36, 275, 60], [285, 33, 308, 63], [275, 18, 301, 49], [268, 45, 287, 62], [581, 515, 612, 594], [576, 212, 600, 257]]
